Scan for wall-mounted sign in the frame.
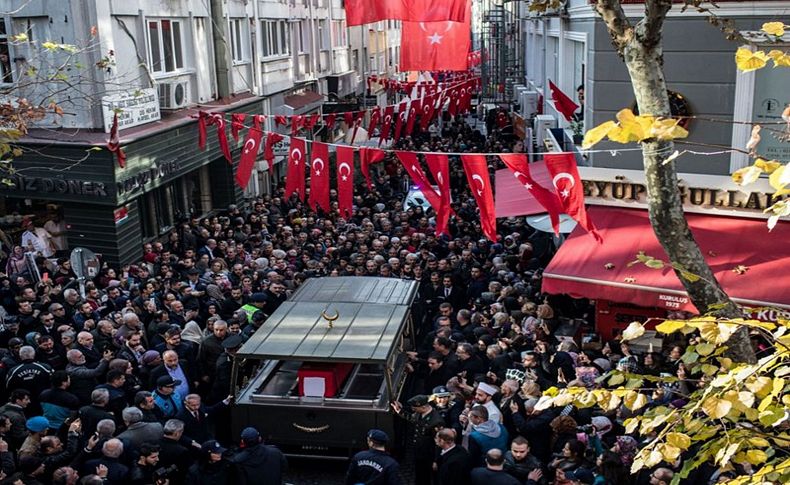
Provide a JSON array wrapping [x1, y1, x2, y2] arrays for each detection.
[[102, 88, 161, 133], [116, 159, 181, 196], [113, 206, 129, 225], [0, 175, 109, 197]]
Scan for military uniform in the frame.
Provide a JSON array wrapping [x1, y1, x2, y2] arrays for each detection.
[[345, 449, 401, 485], [399, 395, 444, 485]]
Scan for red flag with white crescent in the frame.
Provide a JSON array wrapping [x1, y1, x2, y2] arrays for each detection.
[[308, 142, 330, 213], [345, 0, 467, 27], [380, 105, 395, 142], [210, 113, 232, 164], [392, 102, 407, 143], [395, 152, 442, 230], [461, 155, 496, 242], [400, 1, 471, 71], [325, 114, 336, 130], [337, 146, 355, 219], [284, 137, 306, 201], [544, 152, 602, 242], [368, 107, 382, 135], [351, 111, 365, 144], [263, 131, 284, 167], [230, 113, 246, 142], [405, 98, 421, 135], [235, 115, 264, 188], [360, 147, 386, 190], [499, 154, 563, 235], [107, 112, 126, 169], [420, 94, 435, 132], [424, 153, 451, 236]]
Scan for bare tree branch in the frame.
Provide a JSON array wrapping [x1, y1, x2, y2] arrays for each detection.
[[594, 0, 634, 52], [639, 0, 672, 50]]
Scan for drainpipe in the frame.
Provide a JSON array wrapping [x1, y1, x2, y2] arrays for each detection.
[[210, 0, 231, 99]]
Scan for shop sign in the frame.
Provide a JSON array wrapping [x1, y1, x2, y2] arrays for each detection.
[[101, 88, 161, 133], [744, 307, 790, 323], [657, 294, 690, 310], [114, 206, 129, 225], [578, 167, 782, 218], [116, 159, 181, 196], [0, 175, 109, 197]]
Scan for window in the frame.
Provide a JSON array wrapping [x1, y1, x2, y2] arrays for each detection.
[[0, 21, 12, 83], [298, 21, 307, 53], [261, 20, 290, 58], [318, 20, 330, 50], [731, 41, 790, 170], [352, 49, 359, 72], [229, 18, 249, 63], [148, 19, 184, 74], [332, 20, 347, 48]]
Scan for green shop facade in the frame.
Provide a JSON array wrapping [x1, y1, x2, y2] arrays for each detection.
[[1, 98, 264, 265]]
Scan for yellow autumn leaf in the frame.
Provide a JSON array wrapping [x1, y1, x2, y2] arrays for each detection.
[[621, 321, 645, 341], [660, 444, 681, 462], [735, 48, 769, 72], [769, 165, 790, 191], [11, 33, 28, 42], [745, 449, 768, 465], [748, 437, 769, 448], [732, 165, 762, 186], [623, 390, 648, 411], [644, 448, 664, 468], [754, 158, 781, 174], [650, 118, 689, 141], [655, 319, 687, 335], [768, 50, 790, 67], [606, 125, 634, 144], [666, 432, 691, 450], [762, 22, 786, 37], [582, 120, 617, 149], [764, 200, 790, 231], [41, 41, 59, 51], [702, 396, 732, 419], [616, 109, 653, 142]]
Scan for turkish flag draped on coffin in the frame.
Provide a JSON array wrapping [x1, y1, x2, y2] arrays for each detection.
[[461, 155, 497, 242], [336, 146, 355, 219], [284, 137, 307, 201], [308, 142, 330, 213], [499, 153, 564, 235], [235, 115, 264, 189], [345, 0, 467, 27], [400, 0, 471, 71], [544, 152, 602, 242]]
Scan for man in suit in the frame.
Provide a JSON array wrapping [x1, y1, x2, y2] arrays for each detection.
[[148, 350, 196, 398], [117, 406, 163, 450], [176, 393, 232, 444], [439, 275, 465, 312], [435, 428, 471, 485]]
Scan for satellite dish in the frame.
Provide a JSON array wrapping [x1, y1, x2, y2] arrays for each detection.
[[70, 247, 100, 281], [526, 213, 578, 234]]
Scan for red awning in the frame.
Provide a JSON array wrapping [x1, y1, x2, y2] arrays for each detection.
[[542, 206, 790, 312], [495, 162, 552, 218]]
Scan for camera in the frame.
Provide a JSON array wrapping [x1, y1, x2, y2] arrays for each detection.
[[577, 424, 595, 434]]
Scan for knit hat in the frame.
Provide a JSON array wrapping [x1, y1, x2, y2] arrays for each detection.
[[141, 350, 161, 365], [591, 416, 613, 436], [26, 416, 50, 433]]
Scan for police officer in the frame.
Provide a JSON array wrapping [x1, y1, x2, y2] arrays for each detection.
[[211, 334, 243, 445], [345, 429, 401, 485], [431, 386, 463, 436], [5, 345, 52, 413], [391, 395, 444, 485], [239, 293, 267, 324]]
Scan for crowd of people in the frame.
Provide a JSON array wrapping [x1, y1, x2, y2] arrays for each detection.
[[0, 114, 709, 485]]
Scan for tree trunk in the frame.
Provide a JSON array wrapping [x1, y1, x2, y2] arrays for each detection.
[[595, 0, 755, 363]]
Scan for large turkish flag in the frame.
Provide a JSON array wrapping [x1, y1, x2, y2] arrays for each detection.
[[400, 0, 470, 71], [345, 0, 467, 27], [284, 137, 306, 201]]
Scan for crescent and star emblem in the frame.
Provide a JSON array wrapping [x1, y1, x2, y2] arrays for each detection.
[[552, 172, 575, 199], [291, 148, 302, 165], [313, 158, 324, 177], [471, 174, 485, 196], [243, 138, 257, 155], [513, 171, 533, 190], [338, 162, 351, 182], [437, 172, 444, 187]]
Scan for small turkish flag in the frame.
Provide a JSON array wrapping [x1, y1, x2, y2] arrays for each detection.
[[548, 80, 580, 122], [395, 151, 443, 233], [230, 113, 246, 141], [336, 146, 355, 219], [405, 98, 421, 135], [460, 155, 497, 242], [263, 132, 284, 167], [380, 106, 395, 143], [419, 94, 436, 132], [424, 153, 451, 236], [400, 0, 471, 71], [308, 142, 330, 213], [284, 137, 306, 201], [360, 147, 385, 190], [392, 102, 407, 143], [235, 115, 264, 188], [544, 152, 601, 242], [345, 0, 467, 26], [499, 154, 563, 235], [107, 112, 126, 169], [368, 107, 381, 135]]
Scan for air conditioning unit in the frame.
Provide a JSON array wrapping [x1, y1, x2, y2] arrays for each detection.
[[533, 114, 557, 147], [512, 84, 526, 104], [157, 80, 189, 110], [520, 90, 539, 119]]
